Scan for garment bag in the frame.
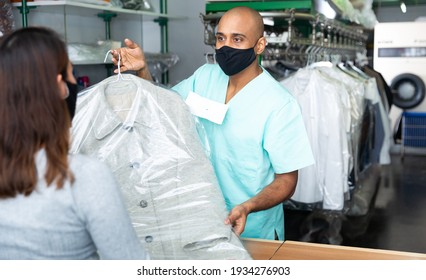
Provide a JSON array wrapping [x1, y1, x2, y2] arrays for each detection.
[[281, 66, 350, 210], [70, 73, 251, 260]]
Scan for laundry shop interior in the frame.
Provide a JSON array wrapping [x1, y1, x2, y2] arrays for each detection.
[[2, 0, 426, 260]]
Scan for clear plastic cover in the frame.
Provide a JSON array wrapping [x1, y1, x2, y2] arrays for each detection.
[[120, 0, 155, 11], [281, 66, 362, 210], [63, 0, 112, 6], [327, 0, 377, 28], [70, 74, 251, 260], [68, 41, 122, 64], [145, 52, 180, 84], [281, 63, 389, 211], [0, 0, 15, 37]]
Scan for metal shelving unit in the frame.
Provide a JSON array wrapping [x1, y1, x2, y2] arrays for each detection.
[[202, 1, 369, 65], [205, 0, 312, 12], [13, 0, 179, 27], [13, 0, 182, 83]]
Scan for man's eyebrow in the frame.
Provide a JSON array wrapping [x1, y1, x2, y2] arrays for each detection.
[[231, 33, 247, 38], [215, 32, 247, 38]]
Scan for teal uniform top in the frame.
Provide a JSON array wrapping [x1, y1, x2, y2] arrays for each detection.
[[172, 63, 314, 240]]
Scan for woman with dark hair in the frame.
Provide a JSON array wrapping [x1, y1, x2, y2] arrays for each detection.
[[0, 27, 148, 260]]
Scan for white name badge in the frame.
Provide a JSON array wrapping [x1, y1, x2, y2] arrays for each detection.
[[185, 91, 229, 125]]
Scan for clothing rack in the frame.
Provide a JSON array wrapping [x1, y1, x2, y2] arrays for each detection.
[[201, 9, 369, 68]]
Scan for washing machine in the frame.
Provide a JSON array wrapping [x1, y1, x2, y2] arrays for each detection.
[[373, 22, 426, 137]]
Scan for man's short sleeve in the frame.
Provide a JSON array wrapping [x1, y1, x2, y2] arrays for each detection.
[[263, 98, 314, 174]]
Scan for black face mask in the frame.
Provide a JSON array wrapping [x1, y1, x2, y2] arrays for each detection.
[[65, 81, 78, 121], [215, 45, 257, 76]]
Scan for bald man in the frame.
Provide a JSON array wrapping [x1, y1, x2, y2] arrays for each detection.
[[111, 6, 314, 241]]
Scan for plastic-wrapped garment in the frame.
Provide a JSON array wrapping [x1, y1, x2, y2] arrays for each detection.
[[65, 0, 112, 6], [317, 65, 365, 133], [120, 0, 155, 11], [364, 78, 391, 165], [145, 52, 180, 84], [335, 64, 391, 165], [70, 74, 251, 260], [319, 0, 376, 28], [331, 64, 391, 165], [0, 0, 15, 37], [281, 67, 350, 210], [68, 41, 122, 64], [316, 65, 366, 184]]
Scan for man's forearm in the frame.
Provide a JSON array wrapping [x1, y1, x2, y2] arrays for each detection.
[[241, 171, 297, 214]]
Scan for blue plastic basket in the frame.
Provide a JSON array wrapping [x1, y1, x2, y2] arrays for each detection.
[[402, 111, 426, 148]]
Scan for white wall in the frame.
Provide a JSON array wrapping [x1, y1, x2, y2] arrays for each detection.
[[167, 0, 213, 86]]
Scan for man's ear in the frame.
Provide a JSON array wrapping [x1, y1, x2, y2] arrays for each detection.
[[255, 37, 267, 55]]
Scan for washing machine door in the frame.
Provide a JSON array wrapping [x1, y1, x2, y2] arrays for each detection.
[[391, 73, 426, 109]]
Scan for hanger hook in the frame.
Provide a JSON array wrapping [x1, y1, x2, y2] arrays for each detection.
[[105, 50, 123, 81]]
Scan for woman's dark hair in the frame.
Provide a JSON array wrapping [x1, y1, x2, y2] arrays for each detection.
[[0, 27, 73, 198]]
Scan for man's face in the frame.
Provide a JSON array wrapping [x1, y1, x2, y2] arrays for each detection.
[[215, 12, 257, 50]]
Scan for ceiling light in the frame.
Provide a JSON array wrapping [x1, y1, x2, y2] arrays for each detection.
[[400, 1, 407, 13], [263, 17, 274, 26]]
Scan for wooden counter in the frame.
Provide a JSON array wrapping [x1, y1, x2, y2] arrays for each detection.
[[242, 238, 426, 260]]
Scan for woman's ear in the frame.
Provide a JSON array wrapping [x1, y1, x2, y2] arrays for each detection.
[[57, 74, 69, 99]]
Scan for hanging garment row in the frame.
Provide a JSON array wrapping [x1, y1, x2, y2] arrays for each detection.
[[278, 60, 392, 215]]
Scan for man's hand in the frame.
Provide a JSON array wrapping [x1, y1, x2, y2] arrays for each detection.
[[111, 38, 147, 74], [224, 172, 298, 238], [225, 204, 249, 236]]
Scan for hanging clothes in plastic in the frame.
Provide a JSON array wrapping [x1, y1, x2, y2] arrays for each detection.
[[364, 73, 392, 165], [334, 62, 388, 167], [362, 64, 393, 112], [0, 0, 15, 37], [280, 62, 391, 212], [281, 64, 352, 210], [70, 74, 251, 260]]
